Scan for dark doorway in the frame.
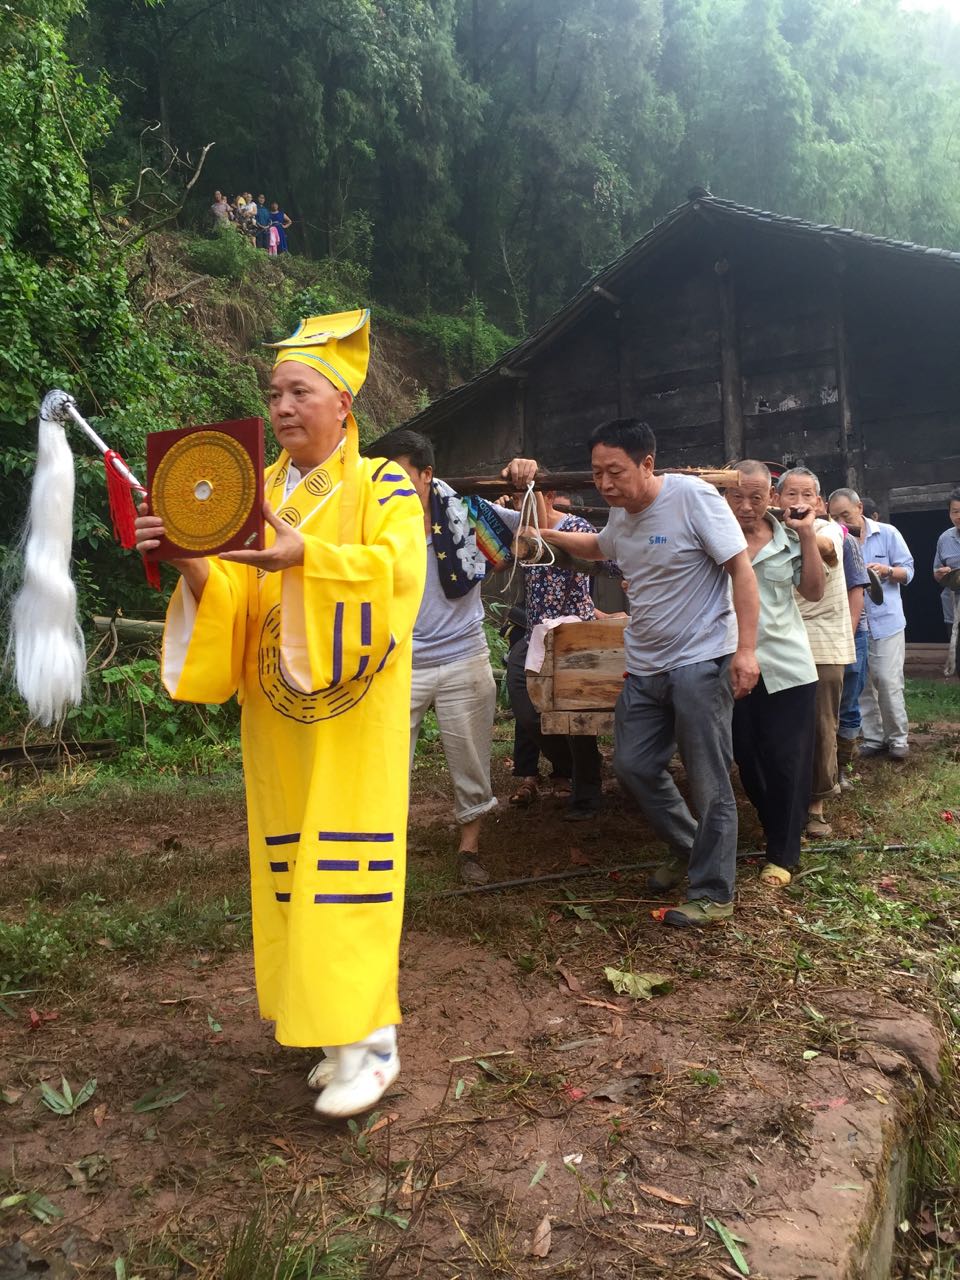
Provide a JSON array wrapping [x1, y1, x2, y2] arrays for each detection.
[[890, 509, 951, 642]]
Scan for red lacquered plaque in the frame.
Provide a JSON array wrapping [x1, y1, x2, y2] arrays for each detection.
[[145, 418, 264, 560]]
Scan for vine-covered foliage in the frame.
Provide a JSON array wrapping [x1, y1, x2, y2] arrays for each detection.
[[0, 0, 264, 619]]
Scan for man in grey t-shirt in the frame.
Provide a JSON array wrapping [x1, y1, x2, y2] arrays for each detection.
[[533, 419, 760, 927]]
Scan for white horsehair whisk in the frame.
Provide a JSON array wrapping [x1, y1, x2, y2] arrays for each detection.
[[8, 390, 147, 727]]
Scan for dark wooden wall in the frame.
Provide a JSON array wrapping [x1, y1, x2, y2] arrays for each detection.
[[423, 219, 960, 521]]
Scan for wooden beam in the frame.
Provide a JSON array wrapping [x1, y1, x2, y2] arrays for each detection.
[[444, 467, 741, 495], [715, 258, 744, 463], [832, 265, 860, 491], [93, 615, 164, 638], [541, 710, 615, 736]]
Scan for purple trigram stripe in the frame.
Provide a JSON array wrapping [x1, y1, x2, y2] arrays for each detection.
[[361, 601, 371, 647], [368, 860, 394, 871], [314, 892, 393, 905], [266, 832, 299, 846], [269, 860, 289, 872], [331, 601, 344, 686], [318, 831, 394, 842], [275, 892, 291, 903], [379, 472, 407, 482], [378, 488, 417, 505], [316, 859, 360, 871], [371, 459, 388, 482], [375, 635, 396, 673], [353, 654, 370, 681]]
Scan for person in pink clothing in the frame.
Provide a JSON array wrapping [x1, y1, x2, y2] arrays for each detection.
[[268, 222, 280, 255]]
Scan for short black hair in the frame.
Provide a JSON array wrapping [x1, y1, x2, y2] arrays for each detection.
[[366, 428, 435, 471], [587, 418, 657, 464], [862, 496, 880, 517], [949, 488, 960, 506]]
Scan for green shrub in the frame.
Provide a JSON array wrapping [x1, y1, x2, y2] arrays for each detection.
[[185, 224, 260, 281]]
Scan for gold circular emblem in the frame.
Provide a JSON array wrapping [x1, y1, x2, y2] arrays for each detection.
[[258, 606, 372, 723], [304, 469, 332, 497], [153, 431, 257, 551], [278, 506, 301, 528]]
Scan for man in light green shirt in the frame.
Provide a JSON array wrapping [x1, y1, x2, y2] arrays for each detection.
[[726, 461, 824, 886]]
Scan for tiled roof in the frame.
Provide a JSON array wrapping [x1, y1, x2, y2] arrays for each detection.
[[398, 193, 960, 435]]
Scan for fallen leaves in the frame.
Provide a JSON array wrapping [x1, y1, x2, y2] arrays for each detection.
[[556, 964, 582, 994], [636, 1182, 695, 1207], [530, 1214, 551, 1257], [604, 968, 673, 1000], [706, 1217, 750, 1275], [27, 1007, 59, 1031], [588, 1076, 646, 1103], [638, 1221, 697, 1237], [1, 1191, 63, 1224], [64, 1153, 110, 1192]]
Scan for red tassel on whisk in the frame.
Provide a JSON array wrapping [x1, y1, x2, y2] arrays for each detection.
[[103, 449, 161, 590], [103, 450, 138, 549]]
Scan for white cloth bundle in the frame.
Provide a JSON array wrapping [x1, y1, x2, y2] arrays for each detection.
[[9, 409, 85, 725]]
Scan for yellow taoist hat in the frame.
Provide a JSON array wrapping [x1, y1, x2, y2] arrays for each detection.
[[265, 308, 370, 396], [264, 308, 371, 543]]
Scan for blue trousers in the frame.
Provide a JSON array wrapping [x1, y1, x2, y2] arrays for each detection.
[[614, 657, 736, 903], [838, 630, 869, 740]]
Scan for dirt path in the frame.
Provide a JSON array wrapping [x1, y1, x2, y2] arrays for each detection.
[[1, 740, 956, 1278]]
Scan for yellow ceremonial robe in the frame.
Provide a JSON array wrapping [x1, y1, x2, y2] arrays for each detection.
[[161, 449, 425, 1047]]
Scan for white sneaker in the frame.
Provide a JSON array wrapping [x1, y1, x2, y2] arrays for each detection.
[[314, 1026, 399, 1119]]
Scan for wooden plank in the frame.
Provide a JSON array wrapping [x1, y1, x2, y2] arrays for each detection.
[[890, 484, 958, 512], [833, 267, 860, 490], [526, 629, 555, 713], [740, 347, 836, 378], [528, 621, 627, 712], [716, 258, 744, 464], [551, 620, 627, 710], [541, 710, 615, 736]]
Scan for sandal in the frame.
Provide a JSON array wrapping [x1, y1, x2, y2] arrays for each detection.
[[804, 814, 833, 839], [509, 778, 539, 807], [458, 852, 490, 886], [759, 862, 792, 887]]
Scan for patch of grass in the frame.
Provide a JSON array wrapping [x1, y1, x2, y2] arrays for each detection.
[[0, 889, 250, 987], [0, 768, 244, 817], [906, 677, 960, 727], [127, 1202, 368, 1280]]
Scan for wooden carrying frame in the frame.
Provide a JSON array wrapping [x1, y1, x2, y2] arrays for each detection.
[[145, 418, 264, 561]]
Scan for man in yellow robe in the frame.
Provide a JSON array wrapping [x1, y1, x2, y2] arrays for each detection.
[[135, 310, 427, 1118]]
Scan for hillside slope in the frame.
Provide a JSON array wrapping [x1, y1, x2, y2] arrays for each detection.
[[136, 229, 514, 443]]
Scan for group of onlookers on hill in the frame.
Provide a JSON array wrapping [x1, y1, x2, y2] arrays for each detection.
[[210, 191, 291, 255]]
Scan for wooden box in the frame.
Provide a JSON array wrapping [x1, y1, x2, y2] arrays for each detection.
[[526, 619, 627, 735]]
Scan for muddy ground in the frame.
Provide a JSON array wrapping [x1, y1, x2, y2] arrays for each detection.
[[1, 727, 958, 1279]]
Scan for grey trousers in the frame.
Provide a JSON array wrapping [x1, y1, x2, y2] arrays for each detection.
[[614, 657, 737, 903]]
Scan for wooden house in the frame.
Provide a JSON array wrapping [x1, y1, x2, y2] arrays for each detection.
[[401, 191, 960, 642]]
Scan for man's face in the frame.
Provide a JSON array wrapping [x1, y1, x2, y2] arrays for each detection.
[[591, 444, 655, 510], [949, 500, 960, 531], [394, 455, 433, 514], [268, 361, 350, 467], [725, 474, 773, 532], [778, 473, 819, 515], [827, 494, 864, 535]]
